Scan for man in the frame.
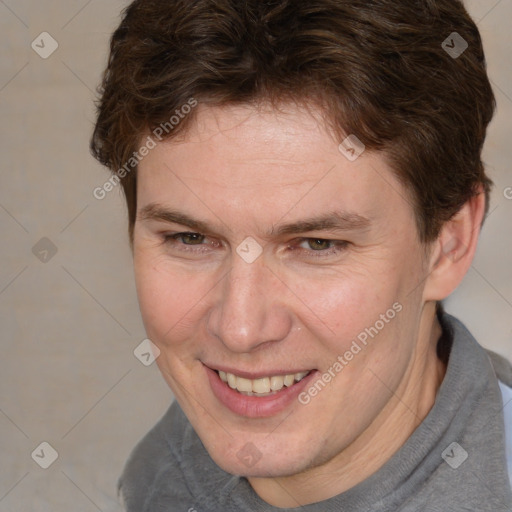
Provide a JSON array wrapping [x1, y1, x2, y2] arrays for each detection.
[[91, 0, 512, 510]]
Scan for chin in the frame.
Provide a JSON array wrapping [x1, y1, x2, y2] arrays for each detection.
[[202, 431, 317, 478]]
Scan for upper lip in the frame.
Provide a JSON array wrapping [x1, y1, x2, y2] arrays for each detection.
[[204, 363, 314, 380]]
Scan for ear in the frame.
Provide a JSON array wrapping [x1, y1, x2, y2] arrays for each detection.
[[423, 186, 486, 302]]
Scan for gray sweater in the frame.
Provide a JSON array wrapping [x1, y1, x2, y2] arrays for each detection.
[[119, 314, 512, 511]]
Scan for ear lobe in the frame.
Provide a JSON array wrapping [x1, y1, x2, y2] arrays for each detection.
[[423, 187, 486, 302]]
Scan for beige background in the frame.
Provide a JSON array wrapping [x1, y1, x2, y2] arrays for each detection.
[[0, 0, 511, 510]]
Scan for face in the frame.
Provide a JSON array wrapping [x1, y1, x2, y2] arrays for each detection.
[[133, 103, 433, 479]]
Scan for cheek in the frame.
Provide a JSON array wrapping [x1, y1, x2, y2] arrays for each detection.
[[133, 250, 208, 344], [288, 265, 400, 346]]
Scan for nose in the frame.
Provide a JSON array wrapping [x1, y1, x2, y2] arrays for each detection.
[[207, 253, 292, 353]]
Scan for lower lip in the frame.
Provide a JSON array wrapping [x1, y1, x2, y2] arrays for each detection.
[[205, 366, 318, 418]]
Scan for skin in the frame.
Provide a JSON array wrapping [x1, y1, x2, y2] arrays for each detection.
[[132, 102, 485, 507]]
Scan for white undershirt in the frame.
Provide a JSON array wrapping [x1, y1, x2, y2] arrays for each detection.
[[499, 381, 512, 488]]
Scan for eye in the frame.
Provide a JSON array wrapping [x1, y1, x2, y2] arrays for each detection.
[[292, 238, 349, 258], [161, 232, 219, 254], [160, 232, 348, 260], [168, 232, 206, 245], [302, 239, 334, 251]]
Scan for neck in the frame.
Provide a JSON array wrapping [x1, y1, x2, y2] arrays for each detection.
[[249, 303, 447, 508]]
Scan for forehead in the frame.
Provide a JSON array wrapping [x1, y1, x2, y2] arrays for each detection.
[[136, 103, 416, 238], [163, 102, 342, 181]]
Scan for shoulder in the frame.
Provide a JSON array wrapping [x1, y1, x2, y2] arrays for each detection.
[[443, 313, 512, 489], [483, 347, 512, 489], [488, 349, 512, 387], [118, 401, 195, 511], [118, 400, 240, 511]]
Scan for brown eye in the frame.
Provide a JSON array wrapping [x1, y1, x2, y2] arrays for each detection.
[[161, 232, 222, 256], [163, 232, 206, 246], [175, 233, 205, 245], [306, 239, 333, 251], [292, 238, 349, 259]]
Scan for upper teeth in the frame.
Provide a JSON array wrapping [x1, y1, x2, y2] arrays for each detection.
[[218, 370, 309, 395]]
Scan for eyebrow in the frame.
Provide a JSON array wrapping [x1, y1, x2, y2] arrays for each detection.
[[137, 203, 371, 237]]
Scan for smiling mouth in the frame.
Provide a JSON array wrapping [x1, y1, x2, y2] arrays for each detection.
[[216, 370, 312, 397]]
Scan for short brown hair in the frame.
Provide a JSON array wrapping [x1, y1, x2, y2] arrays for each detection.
[[90, 0, 495, 244]]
